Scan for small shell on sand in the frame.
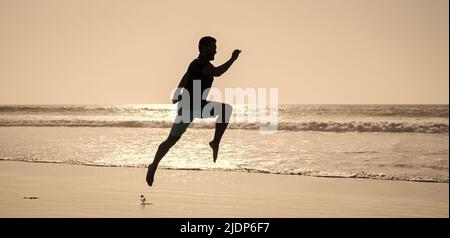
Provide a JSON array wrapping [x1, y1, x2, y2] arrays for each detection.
[[23, 196, 39, 199]]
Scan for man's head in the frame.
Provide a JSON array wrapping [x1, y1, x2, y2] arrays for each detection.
[[198, 36, 217, 61]]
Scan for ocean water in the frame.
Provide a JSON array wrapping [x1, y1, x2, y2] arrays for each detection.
[[0, 104, 448, 182]]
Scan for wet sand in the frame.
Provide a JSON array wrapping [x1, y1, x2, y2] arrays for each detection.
[[0, 161, 447, 217]]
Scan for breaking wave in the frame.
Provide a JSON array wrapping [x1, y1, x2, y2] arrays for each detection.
[[0, 119, 447, 133]]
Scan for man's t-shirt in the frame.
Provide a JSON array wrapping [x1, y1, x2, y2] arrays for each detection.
[[182, 55, 214, 110]]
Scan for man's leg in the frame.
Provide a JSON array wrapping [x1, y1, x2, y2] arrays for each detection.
[[146, 121, 190, 187], [207, 102, 233, 162], [146, 135, 181, 187]]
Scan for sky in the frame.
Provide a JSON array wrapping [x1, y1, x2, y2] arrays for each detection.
[[0, 0, 448, 104]]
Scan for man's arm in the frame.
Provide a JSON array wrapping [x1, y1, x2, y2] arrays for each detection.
[[172, 72, 188, 103], [202, 49, 241, 77]]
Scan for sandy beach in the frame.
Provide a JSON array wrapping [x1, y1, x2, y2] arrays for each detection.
[[0, 161, 447, 218]]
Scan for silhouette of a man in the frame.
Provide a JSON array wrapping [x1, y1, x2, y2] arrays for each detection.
[[146, 36, 241, 187]]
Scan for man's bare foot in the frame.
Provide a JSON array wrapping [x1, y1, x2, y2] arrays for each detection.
[[209, 141, 219, 163], [146, 163, 156, 187]]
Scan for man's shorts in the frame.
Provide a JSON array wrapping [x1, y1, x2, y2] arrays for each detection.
[[169, 100, 229, 137]]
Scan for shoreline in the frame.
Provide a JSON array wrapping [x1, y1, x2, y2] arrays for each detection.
[[1, 160, 448, 184], [0, 161, 448, 217]]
